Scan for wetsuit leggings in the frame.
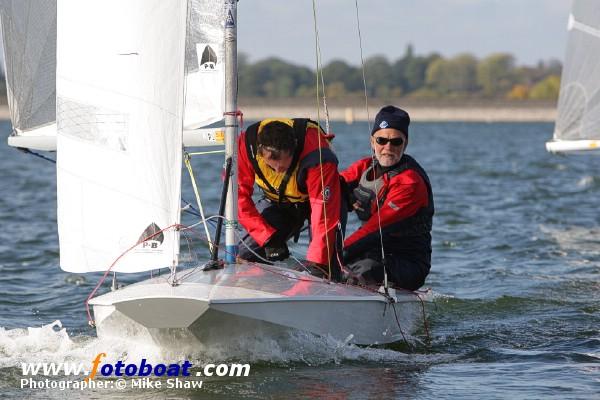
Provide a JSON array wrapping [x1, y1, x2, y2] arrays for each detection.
[[346, 255, 429, 291], [238, 198, 309, 261], [238, 197, 347, 280]]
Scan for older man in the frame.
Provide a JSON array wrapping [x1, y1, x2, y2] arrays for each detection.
[[341, 106, 434, 290]]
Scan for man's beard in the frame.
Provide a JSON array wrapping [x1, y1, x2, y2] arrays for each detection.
[[377, 152, 401, 167]]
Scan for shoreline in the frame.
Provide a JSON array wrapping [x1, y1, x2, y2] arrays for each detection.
[[239, 105, 556, 123], [0, 104, 556, 123]]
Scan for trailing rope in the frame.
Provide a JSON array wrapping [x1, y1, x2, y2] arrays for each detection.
[[16, 147, 56, 164]]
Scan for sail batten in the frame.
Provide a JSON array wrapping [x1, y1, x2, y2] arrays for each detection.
[[569, 14, 600, 38]]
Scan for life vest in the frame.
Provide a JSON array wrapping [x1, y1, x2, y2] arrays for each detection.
[[353, 154, 434, 236], [244, 118, 332, 204]]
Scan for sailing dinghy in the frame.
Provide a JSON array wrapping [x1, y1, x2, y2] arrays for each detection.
[[2, 0, 430, 346], [546, 0, 600, 154]]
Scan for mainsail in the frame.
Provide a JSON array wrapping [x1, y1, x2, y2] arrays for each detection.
[[56, 0, 188, 272], [547, 0, 600, 154], [0, 0, 56, 150]]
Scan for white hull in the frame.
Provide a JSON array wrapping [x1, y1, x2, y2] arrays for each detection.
[[546, 139, 600, 154], [89, 262, 430, 346]]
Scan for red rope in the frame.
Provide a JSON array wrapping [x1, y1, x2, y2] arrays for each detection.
[[84, 223, 183, 326], [223, 109, 244, 131]]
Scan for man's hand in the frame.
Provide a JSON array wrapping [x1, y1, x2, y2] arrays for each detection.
[[344, 259, 381, 286], [352, 200, 365, 212]]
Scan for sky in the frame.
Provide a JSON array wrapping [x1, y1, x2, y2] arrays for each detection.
[[237, 0, 572, 68]]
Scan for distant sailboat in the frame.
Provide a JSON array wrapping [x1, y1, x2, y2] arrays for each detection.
[[1, 0, 56, 151], [546, 0, 600, 154], [2, 0, 430, 346]]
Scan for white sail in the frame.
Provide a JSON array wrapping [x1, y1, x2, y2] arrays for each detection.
[[0, 0, 56, 149], [184, 0, 226, 129], [547, 0, 600, 154], [56, 0, 187, 273], [2, 0, 224, 151]]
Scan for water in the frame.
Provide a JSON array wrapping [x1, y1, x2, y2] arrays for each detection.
[[0, 121, 598, 399]]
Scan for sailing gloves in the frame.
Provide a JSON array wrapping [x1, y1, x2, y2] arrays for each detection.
[[264, 239, 290, 262], [344, 258, 382, 285]]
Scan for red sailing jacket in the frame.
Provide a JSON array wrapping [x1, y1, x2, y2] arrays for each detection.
[[341, 155, 433, 259], [238, 124, 342, 265]]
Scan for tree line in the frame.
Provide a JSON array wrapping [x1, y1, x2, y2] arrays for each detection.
[[239, 45, 561, 101]]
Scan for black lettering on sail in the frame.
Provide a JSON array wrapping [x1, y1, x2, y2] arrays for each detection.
[[200, 45, 217, 70], [138, 222, 164, 246]]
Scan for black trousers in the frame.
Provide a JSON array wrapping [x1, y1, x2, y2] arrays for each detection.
[[238, 198, 310, 261], [346, 253, 429, 291], [238, 197, 346, 280]]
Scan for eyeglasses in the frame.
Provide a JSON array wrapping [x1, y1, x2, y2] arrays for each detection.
[[374, 136, 404, 146]]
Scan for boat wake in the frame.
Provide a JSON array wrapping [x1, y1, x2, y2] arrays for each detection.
[[0, 319, 449, 369], [541, 224, 600, 258]]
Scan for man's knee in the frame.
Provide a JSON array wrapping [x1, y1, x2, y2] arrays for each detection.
[[388, 260, 428, 291]]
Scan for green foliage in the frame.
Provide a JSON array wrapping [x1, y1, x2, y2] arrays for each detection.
[[238, 57, 313, 98], [476, 53, 515, 97], [237, 47, 561, 100], [364, 55, 393, 97], [426, 54, 478, 95], [322, 60, 362, 92], [529, 75, 560, 100]]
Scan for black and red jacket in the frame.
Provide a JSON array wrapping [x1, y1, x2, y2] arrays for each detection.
[[341, 154, 434, 266], [238, 119, 342, 265]]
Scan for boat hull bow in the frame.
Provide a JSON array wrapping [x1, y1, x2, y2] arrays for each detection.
[[89, 263, 429, 345]]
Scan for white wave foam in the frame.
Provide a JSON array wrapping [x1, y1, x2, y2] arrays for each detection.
[[0, 320, 450, 369], [540, 224, 600, 257], [577, 175, 595, 188]]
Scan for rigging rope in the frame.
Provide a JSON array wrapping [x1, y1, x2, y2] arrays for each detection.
[[354, 0, 389, 292], [84, 223, 183, 326], [184, 151, 214, 253], [311, 0, 334, 280], [85, 216, 430, 344]]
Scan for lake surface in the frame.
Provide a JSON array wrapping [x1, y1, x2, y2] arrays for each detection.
[[0, 120, 598, 399]]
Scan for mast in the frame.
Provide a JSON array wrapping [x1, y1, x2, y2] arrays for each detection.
[[224, 0, 238, 263]]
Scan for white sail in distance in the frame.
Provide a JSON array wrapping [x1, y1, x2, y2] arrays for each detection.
[[547, 0, 600, 154], [56, 0, 187, 273], [0, 0, 57, 150]]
